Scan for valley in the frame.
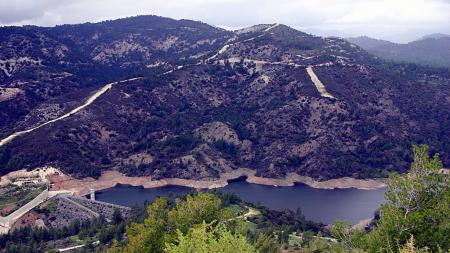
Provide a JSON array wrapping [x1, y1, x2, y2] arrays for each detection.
[[0, 0, 448, 250]]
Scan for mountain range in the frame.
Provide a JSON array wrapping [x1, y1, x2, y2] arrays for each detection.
[[0, 15, 449, 181], [347, 35, 450, 68]]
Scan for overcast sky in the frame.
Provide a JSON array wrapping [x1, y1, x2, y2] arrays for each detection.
[[1, 0, 449, 43]]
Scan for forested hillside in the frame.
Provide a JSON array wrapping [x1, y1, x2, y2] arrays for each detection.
[[0, 15, 449, 181], [347, 35, 450, 68]]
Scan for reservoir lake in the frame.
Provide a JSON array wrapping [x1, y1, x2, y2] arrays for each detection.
[[95, 180, 386, 224]]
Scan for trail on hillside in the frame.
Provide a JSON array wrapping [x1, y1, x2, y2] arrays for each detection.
[[0, 77, 142, 147]]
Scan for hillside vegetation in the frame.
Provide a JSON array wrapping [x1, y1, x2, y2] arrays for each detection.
[[0, 15, 449, 181], [347, 35, 450, 68]]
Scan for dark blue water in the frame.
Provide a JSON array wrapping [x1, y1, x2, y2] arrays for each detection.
[[96, 181, 386, 224]]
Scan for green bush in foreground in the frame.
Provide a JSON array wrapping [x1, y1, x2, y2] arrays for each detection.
[[331, 144, 449, 253], [107, 192, 248, 253], [165, 221, 256, 253]]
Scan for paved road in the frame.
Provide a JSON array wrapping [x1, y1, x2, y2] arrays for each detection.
[[0, 190, 73, 234], [57, 240, 99, 252], [58, 244, 85, 252], [0, 77, 142, 147], [0, 190, 49, 233]]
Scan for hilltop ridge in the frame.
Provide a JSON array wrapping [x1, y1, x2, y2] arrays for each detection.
[[347, 34, 450, 68]]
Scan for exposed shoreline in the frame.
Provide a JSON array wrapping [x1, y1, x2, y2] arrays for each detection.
[[48, 168, 387, 196]]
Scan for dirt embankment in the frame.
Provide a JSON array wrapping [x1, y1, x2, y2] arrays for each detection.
[[48, 168, 386, 196]]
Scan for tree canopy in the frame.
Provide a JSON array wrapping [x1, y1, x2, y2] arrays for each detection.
[[331, 144, 449, 252], [107, 192, 249, 253], [165, 222, 256, 253]]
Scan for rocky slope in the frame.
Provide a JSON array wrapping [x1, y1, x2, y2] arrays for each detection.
[[0, 16, 449, 180]]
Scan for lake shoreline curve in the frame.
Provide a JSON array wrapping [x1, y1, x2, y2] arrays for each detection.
[[48, 168, 387, 195]]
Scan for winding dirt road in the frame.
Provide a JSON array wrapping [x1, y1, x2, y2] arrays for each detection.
[[206, 23, 280, 62], [0, 77, 142, 148], [1, 24, 340, 149]]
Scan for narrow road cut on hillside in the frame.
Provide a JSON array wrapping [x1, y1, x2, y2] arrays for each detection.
[[0, 77, 142, 148], [206, 23, 280, 62]]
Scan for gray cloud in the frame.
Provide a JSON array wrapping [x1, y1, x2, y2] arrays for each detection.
[[0, 0, 449, 42], [0, 0, 75, 23]]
